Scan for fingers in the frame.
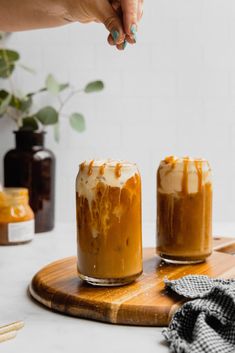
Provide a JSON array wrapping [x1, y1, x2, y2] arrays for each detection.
[[137, 0, 143, 22], [109, 0, 130, 48], [120, 0, 138, 36], [109, 0, 136, 47], [120, 0, 143, 45], [107, 33, 128, 50], [125, 35, 136, 44], [101, 0, 143, 50], [96, 0, 125, 46]]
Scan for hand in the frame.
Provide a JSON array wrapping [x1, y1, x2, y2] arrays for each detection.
[[0, 0, 143, 47], [67, 0, 144, 50], [108, 0, 144, 46]]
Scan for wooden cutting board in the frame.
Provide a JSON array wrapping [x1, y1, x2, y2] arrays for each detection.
[[29, 237, 235, 326]]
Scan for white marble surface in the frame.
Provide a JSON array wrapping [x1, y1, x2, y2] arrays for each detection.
[[0, 222, 235, 352]]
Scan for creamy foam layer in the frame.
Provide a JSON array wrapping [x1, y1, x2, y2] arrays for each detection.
[[158, 156, 212, 194], [76, 160, 139, 207]]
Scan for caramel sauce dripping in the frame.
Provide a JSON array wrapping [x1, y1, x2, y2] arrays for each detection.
[[182, 157, 189, 195], [165, 156, 178, 171], [80, 162, 85, 171], [99, 163, 106, 176], [88, 160, 94, 176], [115, 163, 122, 178], [195, 160, 203, 192], [164, 156, 176, 164]]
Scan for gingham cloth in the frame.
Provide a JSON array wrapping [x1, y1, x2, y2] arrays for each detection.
[[163, 275, 235, 353]]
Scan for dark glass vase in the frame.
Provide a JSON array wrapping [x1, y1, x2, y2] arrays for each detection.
[[4, 131, 55, 233]]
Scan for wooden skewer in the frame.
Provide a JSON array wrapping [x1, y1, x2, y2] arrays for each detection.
[[0, 321, 24, 335], [0, 331, 17, 344], [0, 321, 24, 344]]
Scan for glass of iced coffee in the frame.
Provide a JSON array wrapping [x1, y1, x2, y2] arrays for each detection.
[[157, 156, 212, 263], [76, 159, 142, 286]]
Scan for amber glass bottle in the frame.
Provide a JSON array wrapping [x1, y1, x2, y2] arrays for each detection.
[[4, 131, 55, 233]]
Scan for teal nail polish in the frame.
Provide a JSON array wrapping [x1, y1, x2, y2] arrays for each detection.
[[111, 30, 119, 43], [123, 40, 127, 50], [130, 24, 137, 42]]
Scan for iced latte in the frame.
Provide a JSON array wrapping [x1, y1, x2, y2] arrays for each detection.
[[76, 160, 142, 286], [157, 156, 212, 263]]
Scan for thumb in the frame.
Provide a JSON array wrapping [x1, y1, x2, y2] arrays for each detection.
[[95, 0, 125, 44]]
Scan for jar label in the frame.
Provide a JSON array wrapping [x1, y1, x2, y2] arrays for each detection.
[[8, 220, 35, 243]]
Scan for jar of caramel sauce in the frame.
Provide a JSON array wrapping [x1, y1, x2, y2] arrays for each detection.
[[157, 156, 212, 264], [0, 188, 35, 245], [76, 160, 142, 286]]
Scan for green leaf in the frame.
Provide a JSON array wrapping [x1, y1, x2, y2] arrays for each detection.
[[0, 61, 15, 78], [84, 80, 104, 93], [0, 49, 19, 62], [0, 90, 32, 113], [20, 95, 33, 112], [46, 74, 60, 94], [0, 92, 11, 116], [20, 117, 38, 131], [69, 113, 85, 132], [35, 106, 58, 125], [0, 49, 19, 78], [10, 94, 21, 110], [45, 74, 69, 94], [0, 90, 8, 100]]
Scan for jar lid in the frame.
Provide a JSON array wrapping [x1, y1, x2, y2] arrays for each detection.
[[0, 188, 29, 205]]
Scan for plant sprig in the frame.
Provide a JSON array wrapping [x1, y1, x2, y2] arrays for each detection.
[[0, 45, 104, 141]]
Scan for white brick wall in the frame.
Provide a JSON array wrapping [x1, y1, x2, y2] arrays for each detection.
[[1, 0, 235, 225]]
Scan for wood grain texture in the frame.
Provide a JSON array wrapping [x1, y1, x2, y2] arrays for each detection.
[[29, 237, 235, 326]]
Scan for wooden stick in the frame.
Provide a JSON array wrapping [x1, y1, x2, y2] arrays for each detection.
[[0, 321, 24, 335], [0, 331, 17, 343]]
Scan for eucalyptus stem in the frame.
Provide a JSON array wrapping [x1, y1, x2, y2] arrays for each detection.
[[58, 88, 83, 114], [27, 87, 47, 97]]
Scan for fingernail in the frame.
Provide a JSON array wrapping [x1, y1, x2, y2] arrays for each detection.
[[123, 40, 128, 50], [111, 30, 119, 43], [130, 24, 137, 42]]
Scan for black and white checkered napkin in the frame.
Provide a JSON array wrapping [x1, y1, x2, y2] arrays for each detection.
[[163, 275, 235, 353]]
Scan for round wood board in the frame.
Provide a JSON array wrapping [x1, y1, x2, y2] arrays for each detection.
[[29, 238, 235, 326]]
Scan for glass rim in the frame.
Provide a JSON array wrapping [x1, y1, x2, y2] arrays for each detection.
[[79, 160, 137, 169], [161, 156, 209, 164]]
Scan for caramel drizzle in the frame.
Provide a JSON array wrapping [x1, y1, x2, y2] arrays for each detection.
[[99, 163, 106, 176], [164, 156, 176, 164], [182, 157, 189, 195], [80, 162, 85, 171], [88, 160, 94, 176], [164, 156, 177, 174], [115, 163, 122, 178], [195, 160, 203, 192], [163, 155, 206, 195]]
